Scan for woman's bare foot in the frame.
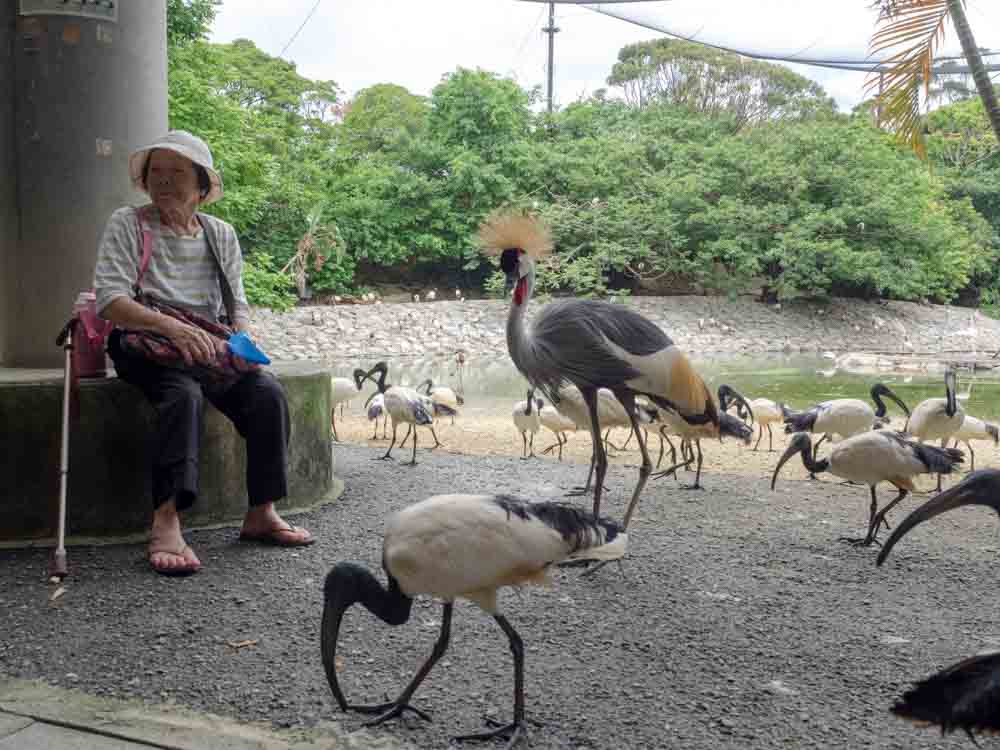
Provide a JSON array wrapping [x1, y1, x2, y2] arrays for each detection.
[[149, 499, 201, 575], [239, 503, 315, 547]]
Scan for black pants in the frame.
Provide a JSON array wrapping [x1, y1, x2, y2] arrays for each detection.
[[109, 331, 290, 512]]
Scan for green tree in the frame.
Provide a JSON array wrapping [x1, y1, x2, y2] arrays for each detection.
[[607, 38, 836, 129], [341, 84, 428, 153], [166, 0, 219, 47], [428, 68, 533, 155]]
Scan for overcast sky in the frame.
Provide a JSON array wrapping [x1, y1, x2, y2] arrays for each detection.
[[210, 0, 1000, 113]]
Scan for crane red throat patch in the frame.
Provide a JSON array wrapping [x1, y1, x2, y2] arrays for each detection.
[[513, 277, 528, 306]]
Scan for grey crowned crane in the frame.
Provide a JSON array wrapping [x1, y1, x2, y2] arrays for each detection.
[[782, 383, 910, 477], [905, 370, 966, 491], [950, 415, 999, 472], [361, 363, 435, 465], [479, 210, 719, 530], [876, 470, 1000, 739], [512, 390, 544, 459], [771, 430, 964, 546], [321, 493, 626, 748]]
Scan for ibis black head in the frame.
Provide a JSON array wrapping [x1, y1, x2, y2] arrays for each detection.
[[352, 368, 368, 391], [870, 383, 910, 418], [771, 432, 824, 490]]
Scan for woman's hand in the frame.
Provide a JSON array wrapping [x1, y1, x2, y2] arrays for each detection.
[[161, 318, 223, 366]]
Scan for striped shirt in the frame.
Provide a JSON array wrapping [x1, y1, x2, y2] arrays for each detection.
[[93, 204, 251, 327]]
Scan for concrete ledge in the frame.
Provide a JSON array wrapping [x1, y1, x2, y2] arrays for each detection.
[[0, 361, 338, 544], [0, 677, 409, 749]]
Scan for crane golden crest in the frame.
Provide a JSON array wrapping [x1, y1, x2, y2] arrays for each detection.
[[476, 209, 553, 259]]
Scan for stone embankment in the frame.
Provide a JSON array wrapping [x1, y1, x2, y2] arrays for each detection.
[[250, 294, 1000, 366]]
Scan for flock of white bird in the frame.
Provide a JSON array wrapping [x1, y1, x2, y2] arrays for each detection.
[[320, 211, 1000, 746]]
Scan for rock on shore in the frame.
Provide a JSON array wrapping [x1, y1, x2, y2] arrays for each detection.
[[250, 294, 1000, 363]]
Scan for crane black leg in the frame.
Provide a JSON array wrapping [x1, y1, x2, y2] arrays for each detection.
[[404, 425, 419, 466], [680, 441, 705, 490], [376, 425, 398, 461], [869, 489, 908, 541], [620, 391, 653, 530], [453, 614, 528, 749], [355, 602, 453, 726]]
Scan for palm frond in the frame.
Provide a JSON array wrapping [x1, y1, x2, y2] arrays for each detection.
[[866, 0, 955, 157]]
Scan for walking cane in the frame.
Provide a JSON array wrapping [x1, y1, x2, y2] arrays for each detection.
[[50, 318, 78, 582]]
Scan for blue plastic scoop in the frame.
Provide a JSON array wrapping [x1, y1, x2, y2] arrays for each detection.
[[228, 332, 271, 365]]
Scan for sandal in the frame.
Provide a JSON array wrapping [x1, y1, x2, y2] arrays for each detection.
[[238, 523, 315, 547], [148, 541, 201, 577]]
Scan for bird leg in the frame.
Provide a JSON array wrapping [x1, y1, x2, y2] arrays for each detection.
[[376, 425, 398, 461], [429, 427, 443, 450], [869, 489, 908, 541], [767, 424, 774, 452], [404, 425, 419, 466], [331, 409, 340, 443], [370, 422, 378, 441], [839, 486, 896, 547], [809, 435, 827, 480], [357, 602, 452, 726], [520, 432, 530, 461], [588, 390, 609, 517], [452, 614, 528, 750], [680, 441, 705, 490], [558, 433, 566, 461], [753, 424, 763, 452], [529, 432, 536, 458], [619, 392, 654, 531]]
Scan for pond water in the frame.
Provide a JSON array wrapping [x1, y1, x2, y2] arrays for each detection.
[[329, 352, 1000, 423]]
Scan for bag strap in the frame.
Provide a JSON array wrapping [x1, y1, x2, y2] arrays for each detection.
[[196, 213, 238, 326], [134, 207, 154, 295]]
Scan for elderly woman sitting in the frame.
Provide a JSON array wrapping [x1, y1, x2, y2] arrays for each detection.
[[94, 130, 314, 576]]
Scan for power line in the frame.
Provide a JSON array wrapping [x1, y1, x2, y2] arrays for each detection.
[[279, 0, 323, 59]]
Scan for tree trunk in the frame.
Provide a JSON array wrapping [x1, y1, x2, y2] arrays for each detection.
[[948, 0, 1000, 144]]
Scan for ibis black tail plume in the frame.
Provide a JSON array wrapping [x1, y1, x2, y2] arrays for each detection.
[[891, 651, 1000, 739], [321, 562, 413, 711], [784, 408, 818, 434]]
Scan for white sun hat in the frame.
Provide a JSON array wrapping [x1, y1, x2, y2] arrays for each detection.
[[128, 130, 224, 205]]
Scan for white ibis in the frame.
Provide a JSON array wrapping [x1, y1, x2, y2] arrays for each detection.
[[480, 210, 718, 530], [772, 430, 964, 546], [418, 379, 464, 425], [512, 390, 544, 459], [321, 493, 626, 747], [726, 397, 787, 452], [362, 363, 435, 465], [367, 392, 388, 440], [783, 383, 910, 476], [905, 370, 966, 491], [330, 371, 365, 442], [949, 415, 999, 472], [875, 470, 1000, 740], [538, 403, 576, 461], [654, 407, 753, 490]]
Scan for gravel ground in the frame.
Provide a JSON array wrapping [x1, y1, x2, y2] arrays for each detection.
[[2, 443, 998, 750]]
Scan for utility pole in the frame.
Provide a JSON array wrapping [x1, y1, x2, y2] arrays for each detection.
[[543, 2, 560, 113]]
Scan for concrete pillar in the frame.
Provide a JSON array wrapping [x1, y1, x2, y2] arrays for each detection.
[[0, 11, 15, 365], [5, 2, 167, 367]]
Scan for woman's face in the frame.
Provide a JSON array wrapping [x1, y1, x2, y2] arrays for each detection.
[[146, 149, 201, 215]]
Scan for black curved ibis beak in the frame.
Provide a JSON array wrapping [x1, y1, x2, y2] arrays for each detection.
[[770, 432, 812, 491], [876, 469, 1000, 566]]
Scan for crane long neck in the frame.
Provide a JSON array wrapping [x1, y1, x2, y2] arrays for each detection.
[[506, 268, 533, 376]]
